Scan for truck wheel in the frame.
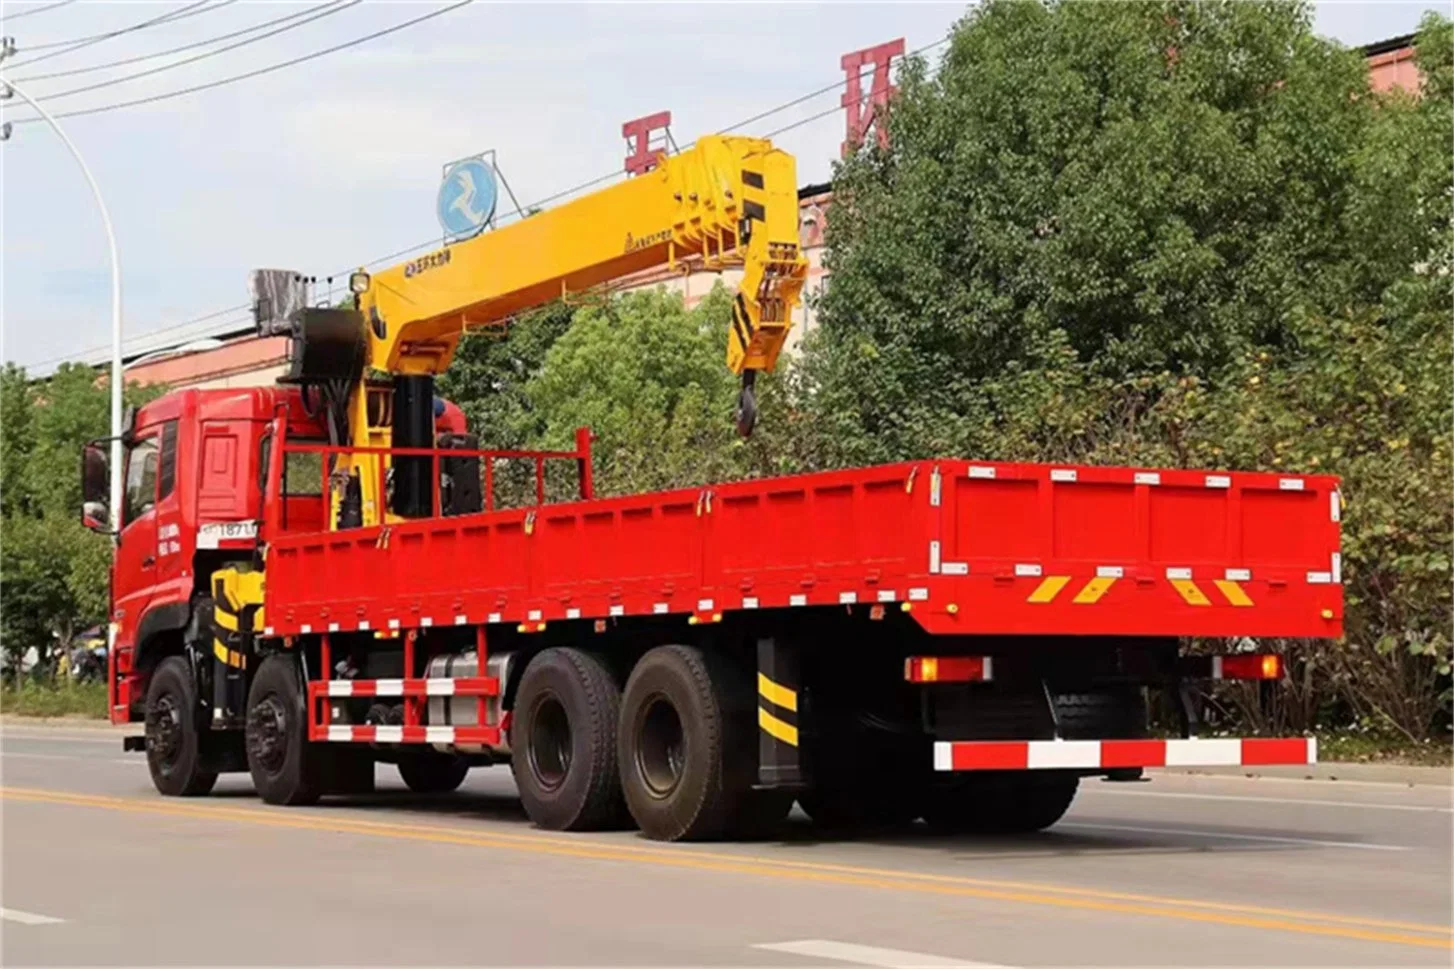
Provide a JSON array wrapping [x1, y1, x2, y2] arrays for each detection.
[[144, 656, 219, 797], [510, 648, 627, 831], [245, 654, 323, 806], [618, 644, 778, 841], [923, 772, 1079, 834], [398, 752, 469, 794]]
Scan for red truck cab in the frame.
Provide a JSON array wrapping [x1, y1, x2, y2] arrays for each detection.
[[98, 387, 323, 721]]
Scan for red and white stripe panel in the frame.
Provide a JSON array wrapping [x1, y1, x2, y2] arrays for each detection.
[[933, 736, 1316, 772], [313, 677, 496, 698], [315, 724, 502, 745]]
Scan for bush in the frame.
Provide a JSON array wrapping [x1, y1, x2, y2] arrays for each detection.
[[0, 681, 108, 719]]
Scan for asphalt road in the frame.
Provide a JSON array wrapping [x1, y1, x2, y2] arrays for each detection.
[[2, 725, 1449, 967]]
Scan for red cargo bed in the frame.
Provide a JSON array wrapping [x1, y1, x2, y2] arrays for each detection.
[[261, 457, 1342, 641]]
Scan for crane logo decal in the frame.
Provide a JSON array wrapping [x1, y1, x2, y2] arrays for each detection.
[[437, 158, 499, 240], [624, 228, 672, 253]]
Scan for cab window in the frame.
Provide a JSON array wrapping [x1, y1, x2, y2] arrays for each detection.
[[124, 435, 160, 525], [257, 435, 326, 497], [156, 420, 179, 500]]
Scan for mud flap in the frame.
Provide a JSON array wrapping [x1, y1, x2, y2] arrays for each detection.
[[755, 637, 801, 787]]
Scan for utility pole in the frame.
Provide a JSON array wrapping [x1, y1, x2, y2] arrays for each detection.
[[1, 37, 126, 550]]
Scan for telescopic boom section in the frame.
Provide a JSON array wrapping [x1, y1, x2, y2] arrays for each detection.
[[359, 135, 807, 429]]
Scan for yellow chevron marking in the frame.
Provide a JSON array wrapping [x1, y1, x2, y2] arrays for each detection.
[[757, 706, 798, 746], [1072, 576, 1117, 604], [1027, 576, 1071, 604], [212, 640, 246, 669], [213, 609, 239, 632], [1170, 579, 1212, 607], [757, 673, 797, 712], [1214, 580, 1255, 607]]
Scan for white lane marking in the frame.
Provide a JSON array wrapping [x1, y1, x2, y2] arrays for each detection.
[[0, 731, 124, 745], [1, 907, 65, 925], [0, 751, 141, 766], [1059, 821, 1409, 851], [754, 940, 1011, 969], [1084, 786, 1454, 813]]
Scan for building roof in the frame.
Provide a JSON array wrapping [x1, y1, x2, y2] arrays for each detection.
[[1362, 33, 1416, 57]]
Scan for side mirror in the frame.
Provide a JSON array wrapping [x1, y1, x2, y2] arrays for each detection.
[[81, 442, 112, 533]]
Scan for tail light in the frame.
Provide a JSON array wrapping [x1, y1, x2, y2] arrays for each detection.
[[905, 655, 993, 683], [1215, 654, 1282, 680]]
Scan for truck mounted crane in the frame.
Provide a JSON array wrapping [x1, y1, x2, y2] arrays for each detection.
[[256, 134, 806, 532], [87, 132, 1338, 842]]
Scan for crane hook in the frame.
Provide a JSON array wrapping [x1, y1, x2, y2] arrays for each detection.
[[735, 371, 758, 439]]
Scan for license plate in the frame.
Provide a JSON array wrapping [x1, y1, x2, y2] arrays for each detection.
[[197, 520, 258, 548]]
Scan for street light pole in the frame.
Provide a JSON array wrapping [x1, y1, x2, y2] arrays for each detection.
[[1, 57, 125, 546]]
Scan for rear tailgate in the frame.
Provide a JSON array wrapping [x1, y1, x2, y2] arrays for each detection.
[[915, 461, 1342, 638]]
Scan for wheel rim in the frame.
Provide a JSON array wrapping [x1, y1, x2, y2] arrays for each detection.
[[146, 693, 183, 773], [636, 695, 685, 798], [527, 693, 572, 791], [247, 693, 289, 774]]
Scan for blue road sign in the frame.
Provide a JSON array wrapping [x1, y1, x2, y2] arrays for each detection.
[[437, 158, 498, 239]]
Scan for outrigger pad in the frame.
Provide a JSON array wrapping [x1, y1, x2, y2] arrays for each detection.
[[249, 269, 307, 336]]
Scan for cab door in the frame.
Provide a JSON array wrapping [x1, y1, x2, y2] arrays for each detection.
[[150, 421, 188, 600], [112, 430, 161, 650]]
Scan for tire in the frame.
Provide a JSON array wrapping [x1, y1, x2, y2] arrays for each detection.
[[923, 772, 1079, 834], [398, 752, 469, 794], [510, 648, 627, 831], [245, 654, 323, 806], [618, 644, 778, 842], [1053, 690, 1146, 739], [144, 656, 219, 797]]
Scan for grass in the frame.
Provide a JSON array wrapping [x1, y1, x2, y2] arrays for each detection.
[[1315, 730, 1452, 767], [0, 680, 108, 719]]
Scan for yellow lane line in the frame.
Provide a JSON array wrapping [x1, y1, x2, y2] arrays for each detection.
[[2, 786, 1448, 950]]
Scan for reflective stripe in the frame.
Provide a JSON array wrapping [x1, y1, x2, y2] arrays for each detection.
[[757, 707, 798, 746], [757, 673, 797, 712], [1170, 579, 1211, 606], [1026, 740, 1101, 769], [1214, 580, 1254, 607], [1072, 576, 1116, 604], [1027, 576, 1070, 603]]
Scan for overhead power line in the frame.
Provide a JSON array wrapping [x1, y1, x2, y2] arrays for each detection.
[[28, 0, 360, 105], [7, 0, 234, 68], [1, 0, 80, 23], [6, 0, 472, 124], [26, 29, 945, 371], [12, 1, 357, 83], [27, 302, 254, 371]]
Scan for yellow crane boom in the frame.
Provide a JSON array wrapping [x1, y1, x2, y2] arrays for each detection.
[[274, 134, 807, 529], [361, 134, 805, 382]]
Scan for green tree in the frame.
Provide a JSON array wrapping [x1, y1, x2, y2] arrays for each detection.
[[525, 286, 761, 495], [1, 364, 160, 680], [807, 0, 1424, 465], [436, 301, 577, 449]]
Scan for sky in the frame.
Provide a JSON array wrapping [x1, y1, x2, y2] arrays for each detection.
[[1, 0, 1445, 372]]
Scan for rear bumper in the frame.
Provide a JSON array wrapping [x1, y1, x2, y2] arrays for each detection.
[[933, 736, 1316, 772]]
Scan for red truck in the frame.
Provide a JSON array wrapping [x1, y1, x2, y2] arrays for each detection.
[[84, 135, 1339, 840], [85, 382, 1340, 840]]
